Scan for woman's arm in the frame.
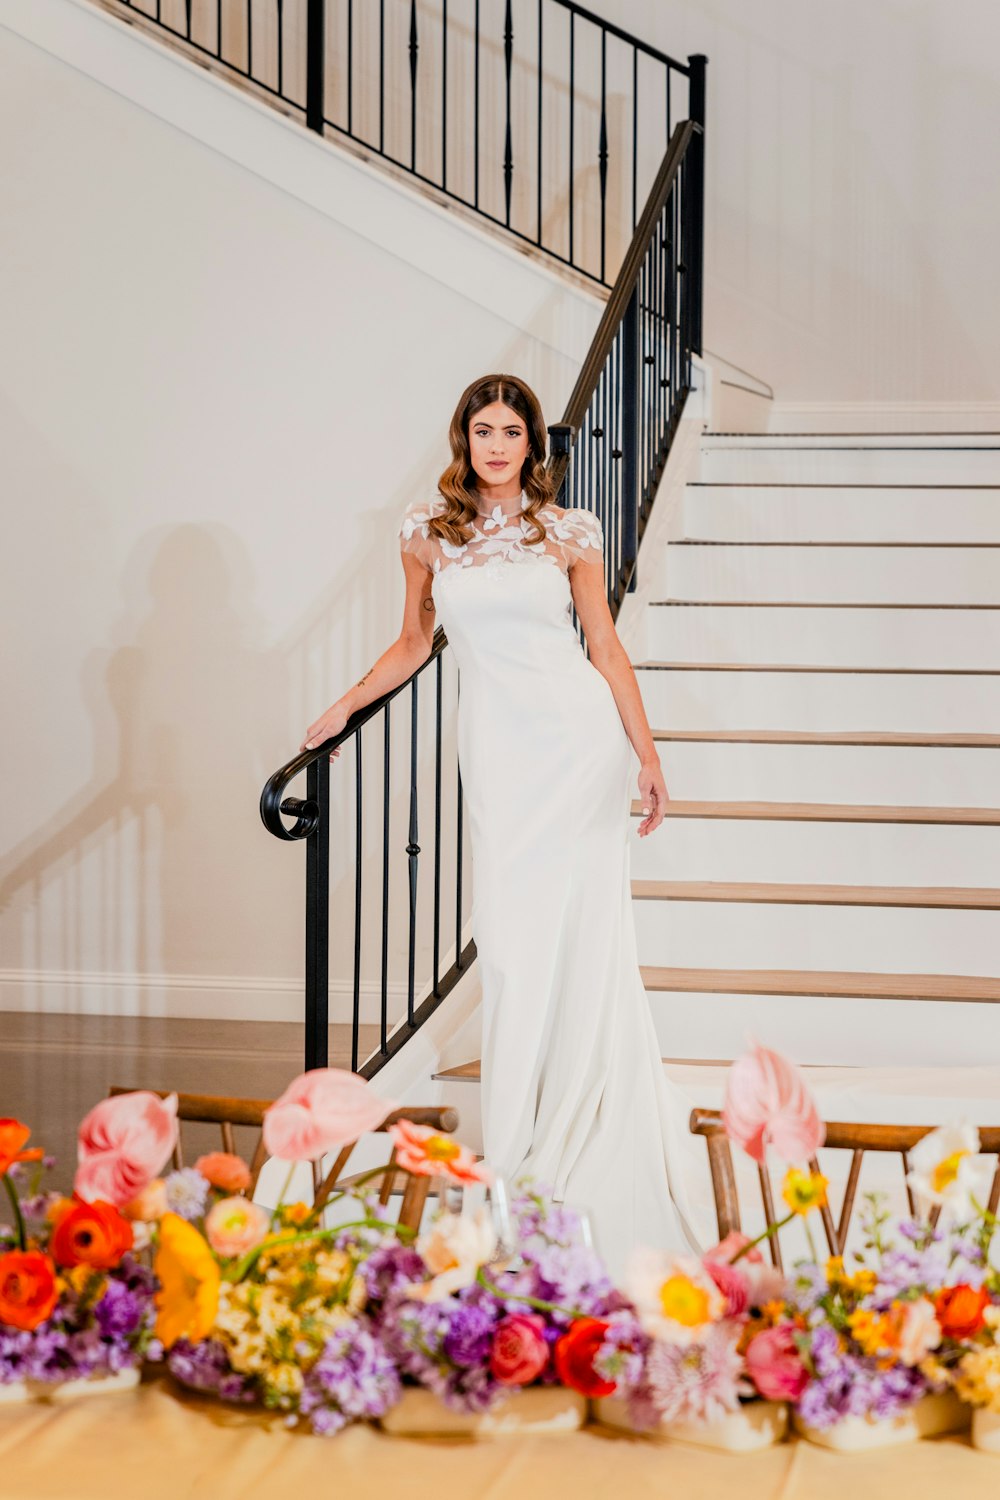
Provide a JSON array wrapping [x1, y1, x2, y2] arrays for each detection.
[[568, 560, 668, 838], [301, 553, 437, 754]]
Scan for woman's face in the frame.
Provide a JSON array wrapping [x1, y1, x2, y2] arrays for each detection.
[[467, 400, 530, 498]]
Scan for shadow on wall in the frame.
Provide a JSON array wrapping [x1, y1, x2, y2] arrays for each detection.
[[0, 523, 301, 1010], [1, 309, 582, 1026]]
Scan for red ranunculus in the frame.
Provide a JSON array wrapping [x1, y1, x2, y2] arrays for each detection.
[[0, 1250, 58, 1331], [552, 1317, 616, 1398], [934, 1284, 990, 1340], [489, 1314, 550, 1386], [50, 1196, 134, 1270]]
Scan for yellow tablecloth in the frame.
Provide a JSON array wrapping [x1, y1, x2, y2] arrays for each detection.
[[1, 1377, 998, 1500]]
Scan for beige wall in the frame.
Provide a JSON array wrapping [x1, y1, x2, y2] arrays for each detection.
[[592, 0, 1000, 418], [0, 5, 601, 1020]]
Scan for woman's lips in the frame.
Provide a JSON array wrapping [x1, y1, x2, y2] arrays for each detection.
[[487, 461, 507, 468]]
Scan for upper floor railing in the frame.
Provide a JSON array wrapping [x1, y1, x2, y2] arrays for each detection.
[[260, 87, 706, 1075], [106, 0, 696, 287]]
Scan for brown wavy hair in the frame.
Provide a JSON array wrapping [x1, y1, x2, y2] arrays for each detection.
[[431, 374, 559, 548]]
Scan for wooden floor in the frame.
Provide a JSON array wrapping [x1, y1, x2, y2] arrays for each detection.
[[0, 1014, 375, 1193]]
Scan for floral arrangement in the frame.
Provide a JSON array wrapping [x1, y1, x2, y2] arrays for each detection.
[[5, 1043, 1000, 1452], [0, 1118, 157, 1393]]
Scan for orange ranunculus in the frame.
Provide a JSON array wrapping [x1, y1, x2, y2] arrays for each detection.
[[194, 1152, 251, 1195], [934, 1284, 991, 1341], [0, 1120, 44, 1178], [49, 1196, 134, 1271], [552, 1317, 616, 1398], [0, 1250, 58, 1330]]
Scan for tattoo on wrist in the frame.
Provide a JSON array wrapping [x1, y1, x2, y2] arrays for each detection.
[[354, 667, 373, 692]]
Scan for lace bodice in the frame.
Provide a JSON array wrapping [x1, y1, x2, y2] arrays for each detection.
[[398, 490, 604, 580]]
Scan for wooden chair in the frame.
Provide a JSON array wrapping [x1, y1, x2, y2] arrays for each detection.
[[689, 1107, 1000, 1272], [108, 1088, 459, 1232]]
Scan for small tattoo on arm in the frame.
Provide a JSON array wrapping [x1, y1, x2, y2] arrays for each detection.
[[354, 667, 374, 691], [422, 597, 436, 613]]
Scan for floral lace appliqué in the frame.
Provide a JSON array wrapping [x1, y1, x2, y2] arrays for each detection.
[[398, 497, 603, 581]]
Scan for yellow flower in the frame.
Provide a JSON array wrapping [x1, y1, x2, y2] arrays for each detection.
[[658, 1274, 712, 1327], [825, 1255, 845, 1284], [280, 1202, 312, 1227], [848, 1307, 894, 1358], [954, 1346, 1000, 1413], [782, 1168, 829, 1216], [154, 1212, 220, 1348]]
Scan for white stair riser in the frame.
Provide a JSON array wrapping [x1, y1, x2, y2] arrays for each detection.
[[628, 819, 1000, 887], [658, 742, 1000, 804], [682, 488, 1000, 543], [699, 449, 1000, 484], [636, 669, 1000, 733], [660, 546, 1000, 605], [647, 993, 1000, 1068], [647, 604, 1000, 668], [633, 901, 1000, 973]]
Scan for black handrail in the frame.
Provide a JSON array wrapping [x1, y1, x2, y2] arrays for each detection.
[[104, 0, 694, 288], [260, 72, 706, 1076]]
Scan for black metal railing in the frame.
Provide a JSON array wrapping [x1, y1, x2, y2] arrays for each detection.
[[105, 0, 693, 288], [260, 75, 705, 1076]]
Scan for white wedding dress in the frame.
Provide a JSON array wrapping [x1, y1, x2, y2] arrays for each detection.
[[398, 489, 706, 1274]]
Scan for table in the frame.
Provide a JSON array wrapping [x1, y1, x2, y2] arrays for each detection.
[[1, 1377, 999, 1500]]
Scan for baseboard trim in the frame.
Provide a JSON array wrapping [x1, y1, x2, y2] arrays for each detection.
[[0, 967, 408, 1022]]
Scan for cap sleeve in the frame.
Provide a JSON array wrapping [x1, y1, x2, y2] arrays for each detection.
[[559, 507, 604, 567], [398, 498, 439, 573]]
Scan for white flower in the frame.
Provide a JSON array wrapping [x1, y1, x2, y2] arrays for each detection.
[[405, 1207, 497, 1303], [623, 1246, 725, 1346], [905, 1121, 994, 1221]]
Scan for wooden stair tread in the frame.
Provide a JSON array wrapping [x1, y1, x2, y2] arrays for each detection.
[[651, 728, 1000, 746], [631, 880, 1000, 909], [635, 662, 1000, 675], [652, 599, 1000, 610], [630, 799, 1000, 826], [639, 968, 1000, 1002]]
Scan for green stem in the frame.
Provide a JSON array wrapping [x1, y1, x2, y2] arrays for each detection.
[[225, 1214, 413, 1284], [802, 1214, 819, 1265], [475, 1265, 585, 1320], [2, 1174, 26, 1252], [728, 1211, 796, 1263], [302, 1164, 402, 1228], [270, 1161, 298, 1225]]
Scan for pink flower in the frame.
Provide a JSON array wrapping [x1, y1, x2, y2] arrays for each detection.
[[702, 1254, 751, 1317], [74, 1092, 179, 1208], [892, 1297, 942, 1366], [745, 1323, 809, 1401], [204, 1197, 271, 1259], [707, 1232, 787, 1306], [490, 1314, 550, 1385], [388, 1119, 491, 1185], [195, 1152, 251, 1194], [722, 1042, 824, 1166], [262, 1068, 395, 1163]]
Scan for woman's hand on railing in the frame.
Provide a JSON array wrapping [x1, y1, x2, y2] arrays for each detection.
[[300, 702, 349, 759]]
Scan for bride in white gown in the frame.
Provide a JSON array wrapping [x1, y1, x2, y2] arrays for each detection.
[[304, 373, 706, 1276]]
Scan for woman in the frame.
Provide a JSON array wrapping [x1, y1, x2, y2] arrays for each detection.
[[302, 374, 704, 1274]]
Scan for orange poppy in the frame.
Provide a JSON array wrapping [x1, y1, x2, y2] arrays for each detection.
[[0, 1120, 44, 1178]]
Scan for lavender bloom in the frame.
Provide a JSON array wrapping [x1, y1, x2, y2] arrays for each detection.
[[594, 1310, 650, 1394], [298, 1321, 401, 1433], [95, 1281, 144, 1340], [164, 1168, 210, 1222], [360, 1244, 428, 1305], [442, 1303, 495, 1368], [797, 1328, 929, 1429], [380, 1294, 505, 1413], [167, 1339, 256, 1402]]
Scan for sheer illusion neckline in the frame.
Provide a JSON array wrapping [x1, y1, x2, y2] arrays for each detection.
[[473, 488, 530, 520]]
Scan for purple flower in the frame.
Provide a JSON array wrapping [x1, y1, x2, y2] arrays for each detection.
[[442, 1303, 495, 1368], [298, 1321, 401, 1433], [95, 1280, 144, 1340], [167, 1339, 255, 1402], [164, 1168, 210, 1222], [360, 1245, 428, 1304]]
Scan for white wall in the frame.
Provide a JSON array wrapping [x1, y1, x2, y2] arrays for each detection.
[[590, 0, 1000, 428], [0, 0, 603, 1019]]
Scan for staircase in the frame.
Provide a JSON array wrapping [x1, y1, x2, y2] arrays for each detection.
[[438, 432, 1000, 1115]]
